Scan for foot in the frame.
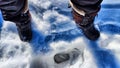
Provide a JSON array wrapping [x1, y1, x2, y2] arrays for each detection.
[[16, 11, 32, 42], [81, 23, 100, 40], [69, 0, 100, 40], [0, 0, 32, 42]]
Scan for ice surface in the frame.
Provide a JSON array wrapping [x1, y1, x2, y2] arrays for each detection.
[[0, 0, 120, 68]]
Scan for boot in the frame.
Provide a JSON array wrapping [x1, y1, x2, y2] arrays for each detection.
[[15, 11, 32, 42], [69, 0, 100, 41], [15, 0, 32, 42], [1, 0, 32, 42]]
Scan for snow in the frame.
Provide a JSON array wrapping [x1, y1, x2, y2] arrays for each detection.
[[0, 10, 3, 31], [0, 0, 120, 68], [102, 0, 120, 4]]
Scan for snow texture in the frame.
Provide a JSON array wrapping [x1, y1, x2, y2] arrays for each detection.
[[0, 0, 120, 68]]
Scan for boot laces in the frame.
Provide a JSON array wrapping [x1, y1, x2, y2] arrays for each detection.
[[80, 14, 94, 27]]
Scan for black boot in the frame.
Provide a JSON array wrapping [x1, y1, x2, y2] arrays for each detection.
[[15, 11, 32, 42], [80, 23, 100, 41], [69, 0, 100, 40], [72, 10, 100, 41], [2, 10, 32, 42], [0, 0, 32, 42]]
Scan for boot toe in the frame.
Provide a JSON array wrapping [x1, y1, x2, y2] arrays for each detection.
[[84, 28, 100, 41]]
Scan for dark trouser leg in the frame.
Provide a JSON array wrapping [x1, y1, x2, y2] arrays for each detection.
[[70, 0, 103, 14], [0, 0, 32, 42], [69, 0, 103, 40]]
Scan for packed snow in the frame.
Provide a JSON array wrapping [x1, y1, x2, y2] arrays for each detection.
[[0, 0, 120, 68]]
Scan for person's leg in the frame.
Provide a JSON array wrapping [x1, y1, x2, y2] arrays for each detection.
[[0, 0, 32, 42], [70, 0, 103, 40], [54, 0, 103, 64]]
